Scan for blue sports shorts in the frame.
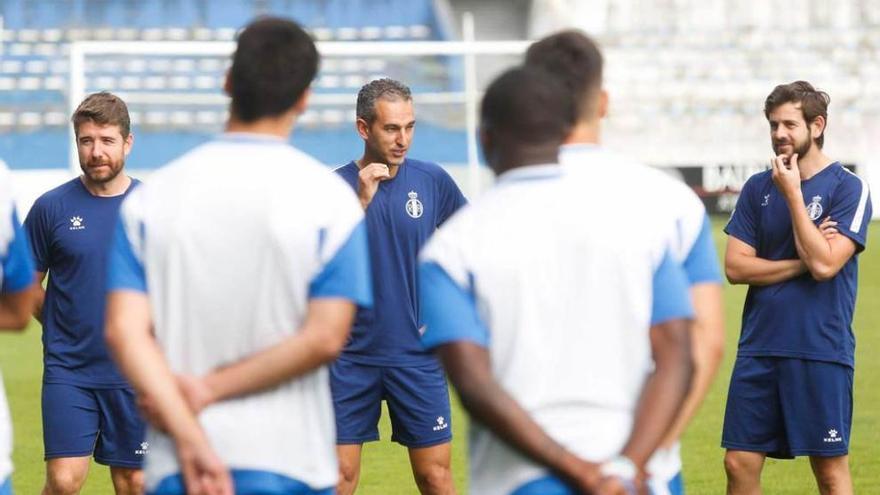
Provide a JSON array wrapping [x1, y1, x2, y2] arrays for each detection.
[[42, 383, 147, 468], [150, 470, 333, 495], [330, 358, 452, 448], [722, 356, 852, 458], [511, 475, 638, 494]]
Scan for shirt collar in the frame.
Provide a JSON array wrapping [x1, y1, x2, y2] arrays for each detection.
[[218, 132, 287, 144], [496, 163, 563, 184], [560, 143, 601, 154]]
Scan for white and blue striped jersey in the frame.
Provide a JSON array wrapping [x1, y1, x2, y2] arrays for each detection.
[[561, 144, 723, 491], [419, 157, 694, 495], [107, 133, 371, 491], [1, 163, 36, 484]]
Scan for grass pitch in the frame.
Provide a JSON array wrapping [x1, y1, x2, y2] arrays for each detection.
[[1, 217, 877, 493]]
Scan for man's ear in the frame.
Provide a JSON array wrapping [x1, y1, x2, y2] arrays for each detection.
[[123, 132, 134, 157], [292, 88, 311, 115], [480, 127, 499, 174], [222, 69, 232, 96], [810, 115, 826, 141], [356, 118, 371, 140], [597, 89, 609, 119]]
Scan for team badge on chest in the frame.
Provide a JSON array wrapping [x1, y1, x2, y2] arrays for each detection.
[[405, 190, 423, 219], [806, 195, 823, 221]]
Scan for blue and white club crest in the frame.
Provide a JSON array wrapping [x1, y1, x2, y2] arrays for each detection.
[[405, 190, 423, 219], [806, 195, 823, 221]]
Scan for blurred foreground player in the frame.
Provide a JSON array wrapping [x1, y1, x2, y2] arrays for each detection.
[[419, 66, 694, 495], [1, 163, 38, 495], [331, 79, 466, 495], [24, 92, 145, 495], [723, 81, 870, 495], [106, 17, 371, 495], [525, 30, 725, 495]]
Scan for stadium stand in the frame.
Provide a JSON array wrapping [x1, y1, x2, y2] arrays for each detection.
[[0, 0, 460, 170], [1, 0, 879, 216]]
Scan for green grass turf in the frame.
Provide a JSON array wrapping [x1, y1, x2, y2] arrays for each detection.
[[1, 217, 877, 493]]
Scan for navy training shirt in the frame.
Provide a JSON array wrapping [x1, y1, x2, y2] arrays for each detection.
[[335, 158, 467, 366], [725, 163, 871, 367], [25, 177, 140, 387]]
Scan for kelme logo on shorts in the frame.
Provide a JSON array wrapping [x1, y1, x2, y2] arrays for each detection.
[[432, 416, 448, 432], [135, 441, 150, 455], [823, 429, 842, 443]]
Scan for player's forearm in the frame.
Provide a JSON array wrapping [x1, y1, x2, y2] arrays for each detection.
[[659, 284, 724, 447], [105, 292, 203, 441], [620, 319, 693, 468], [787, 196, 839, 281], [0, 288, 34, 330], [724, 255, 805, 285], [202, 331, 339, 403], [31, 277, 46, 323], [458, 378, 572, 471], [202, 300, 354, 404], [437, 343, 596, 486]]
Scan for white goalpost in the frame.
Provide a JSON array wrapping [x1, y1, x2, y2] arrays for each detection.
[[68, 18, 529, 197]]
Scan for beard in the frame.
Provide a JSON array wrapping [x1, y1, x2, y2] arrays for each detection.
[[80, 156, 125, 184], [773, 130, 812, 163]]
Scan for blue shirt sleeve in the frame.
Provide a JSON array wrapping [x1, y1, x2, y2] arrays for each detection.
[[309, 220, 372, 307], [437, 170, 467, 226], [419, 261, 489, 349], [651, 249, 694, 325], [107, 216, 147, 293], [2, 207, 36, 293], [724, 175, 759, 248], [683, 214, 723, 285], [828, 172, 872, 252], [23, 198, 51, 272]]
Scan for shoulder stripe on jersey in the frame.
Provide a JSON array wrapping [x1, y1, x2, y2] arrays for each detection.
[[844, 168, 869, 232]]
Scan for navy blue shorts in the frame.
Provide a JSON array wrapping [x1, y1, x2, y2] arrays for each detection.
[[722, 356, 852, 458], [330, 358, 452, 448], [150, 470, 333, 495], [42, 383, 147, 468]]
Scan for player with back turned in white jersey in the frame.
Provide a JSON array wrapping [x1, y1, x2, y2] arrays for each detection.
[[525, 30, 725, 495], [105, 17, 371, 495], [1, 163, 38, 495], [418, 66, 695, 495]]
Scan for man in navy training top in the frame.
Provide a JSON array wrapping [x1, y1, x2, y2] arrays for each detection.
[[332, 78, 467, 495], [24, 92, 145, 495], [723, 81, 871, 495]]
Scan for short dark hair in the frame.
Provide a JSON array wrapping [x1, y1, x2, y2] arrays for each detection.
[[229, 17, 319, 122], [356, 78, 412, 123], [764, 81, 831, 148], [71, 91, 131, 137], [480, 66, 574, 147], [524, 30, 603, 119]]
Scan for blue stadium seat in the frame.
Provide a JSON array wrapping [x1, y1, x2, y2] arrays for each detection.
[[0, 0, 463, 171]]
